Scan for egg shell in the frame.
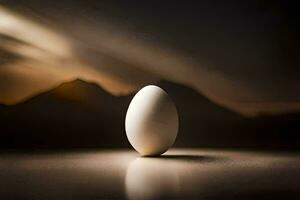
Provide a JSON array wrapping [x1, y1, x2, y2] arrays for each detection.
[[125, 85, 178, 156]]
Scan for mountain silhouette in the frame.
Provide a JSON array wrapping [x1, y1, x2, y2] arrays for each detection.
[[0, 79, 133, 149], [0, 79, 299, 149], [11, 79, 132, 119]]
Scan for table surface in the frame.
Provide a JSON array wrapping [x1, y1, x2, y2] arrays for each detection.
[[0, 148, 300, 200]]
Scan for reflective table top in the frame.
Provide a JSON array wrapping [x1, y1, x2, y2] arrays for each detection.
[[1, 149, 299, 200]]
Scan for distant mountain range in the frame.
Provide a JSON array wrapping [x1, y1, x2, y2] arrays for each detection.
[[0, 79, 299, 149], [0, 79, 133, 148]]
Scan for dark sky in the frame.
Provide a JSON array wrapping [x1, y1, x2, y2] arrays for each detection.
[[0, 0, 299, 116]]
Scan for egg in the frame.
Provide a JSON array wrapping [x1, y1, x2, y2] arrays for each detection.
[[125, 85, 178, 156]]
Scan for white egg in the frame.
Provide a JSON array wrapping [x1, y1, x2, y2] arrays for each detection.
[[125, 85, 178, 156]]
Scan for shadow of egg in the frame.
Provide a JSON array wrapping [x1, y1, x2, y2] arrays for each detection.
[[125, 157, 179, 200]]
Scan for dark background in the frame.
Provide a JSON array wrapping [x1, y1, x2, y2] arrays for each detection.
[[1, 79, 299, 150], [0, 0, 299, 150]]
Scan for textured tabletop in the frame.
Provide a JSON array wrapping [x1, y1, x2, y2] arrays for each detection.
[[0, 149, 299, 200]]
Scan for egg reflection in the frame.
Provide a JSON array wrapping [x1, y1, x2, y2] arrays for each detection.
[[125, 157, 179, 200]]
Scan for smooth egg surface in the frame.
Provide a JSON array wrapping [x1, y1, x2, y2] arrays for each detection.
[[125, 85, 178, 156]]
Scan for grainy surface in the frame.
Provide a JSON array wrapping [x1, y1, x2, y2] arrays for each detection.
[[0, 149, 299, 200]]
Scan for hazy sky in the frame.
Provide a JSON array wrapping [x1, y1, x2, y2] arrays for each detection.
[[0, 1, 299, 116]]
